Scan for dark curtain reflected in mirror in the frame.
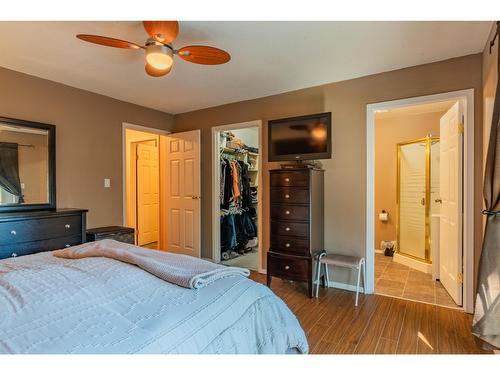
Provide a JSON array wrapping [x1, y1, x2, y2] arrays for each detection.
[[0, 142, 24, 203], [0, 117, 55, 212]]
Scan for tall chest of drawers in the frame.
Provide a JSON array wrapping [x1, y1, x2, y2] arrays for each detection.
[[0, 209, 87, 259], [267, 168, 324, 298]]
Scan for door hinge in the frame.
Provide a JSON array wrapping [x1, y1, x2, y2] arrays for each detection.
[[458, 123, 464, 134], [457, 272, 464, 284]]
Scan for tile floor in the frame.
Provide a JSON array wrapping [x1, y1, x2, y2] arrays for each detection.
[[375, 252, 459, 309]]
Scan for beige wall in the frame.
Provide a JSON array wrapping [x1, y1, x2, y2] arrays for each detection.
[[0, 66, 174, 228], [374, 111, 443, 250], [174, 54, 483, 286]]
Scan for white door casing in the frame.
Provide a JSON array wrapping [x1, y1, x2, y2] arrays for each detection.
[[162, 130, 201, 257], [439, 102, 463, 305], [136, 143, 159, 246]]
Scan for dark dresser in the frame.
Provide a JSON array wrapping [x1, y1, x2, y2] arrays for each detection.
[[0, 209, 87, 259], [86, 226, 135, 244], [267, 168, 324, 297]]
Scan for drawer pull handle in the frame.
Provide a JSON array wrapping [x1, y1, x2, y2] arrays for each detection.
[[285, 243, 291, 248], [11, 252, 18, 258], [65, 224, 71, 229], [10, 230, 17, 236], [285, 178, 290, 182], [285, 227, 291, 231], [285, 210, 290, 215], [285, 194, 290, 199], [65, 244, 71, 248], [285, 265, 290, 270]]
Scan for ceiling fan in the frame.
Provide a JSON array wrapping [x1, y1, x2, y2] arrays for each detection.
[[76, 21, 231, 77]]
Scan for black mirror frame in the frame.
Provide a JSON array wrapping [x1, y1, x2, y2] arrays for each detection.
[[0, 117, 56, 213]]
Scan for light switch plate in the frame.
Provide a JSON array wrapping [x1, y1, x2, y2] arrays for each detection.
[[104, 178, 111, 188]]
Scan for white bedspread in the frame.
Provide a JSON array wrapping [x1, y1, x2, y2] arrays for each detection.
[[0, 251, 308, 354]]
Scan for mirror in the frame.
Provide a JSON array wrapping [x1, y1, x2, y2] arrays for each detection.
[[0, 117, 55, 212]]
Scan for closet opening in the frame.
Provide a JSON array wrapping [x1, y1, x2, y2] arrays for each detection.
[[211, 120, 263, 272]]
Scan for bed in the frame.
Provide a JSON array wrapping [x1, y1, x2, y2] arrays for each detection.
[[0, 246, 308, 354]]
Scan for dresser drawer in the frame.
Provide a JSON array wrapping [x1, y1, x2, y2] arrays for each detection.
[[270, 171, 309, 187], [271, 235, 310, 256], [271, 220, 309, 238], [0, 235, 83, 260], [270, 188, 309, 204], [0, 215, 82, 244], [268, 253, 309, 282], [271, 204, 309, 221]]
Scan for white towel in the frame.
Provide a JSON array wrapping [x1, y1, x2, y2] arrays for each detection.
[[53, 239, 250, 289]]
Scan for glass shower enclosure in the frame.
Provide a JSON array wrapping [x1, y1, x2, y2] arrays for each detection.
[[397, 136, 440, 263]]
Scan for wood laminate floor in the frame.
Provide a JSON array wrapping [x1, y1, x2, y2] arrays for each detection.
[[249, 273, 492, 354]]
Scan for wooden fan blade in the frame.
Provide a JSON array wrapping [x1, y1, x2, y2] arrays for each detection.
[[177, 45, 231, 65], [145, 63, 172, 77], [76, 34, 143, 50], [143, 21, 179, 44]]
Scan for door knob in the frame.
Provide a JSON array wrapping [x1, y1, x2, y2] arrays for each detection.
[[191, 195, 200, 200]]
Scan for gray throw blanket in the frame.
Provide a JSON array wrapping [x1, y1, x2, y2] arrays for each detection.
[[53, 239, 249, 289]]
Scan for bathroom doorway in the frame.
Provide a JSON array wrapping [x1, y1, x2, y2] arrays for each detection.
[[367, 91, 474, 311]]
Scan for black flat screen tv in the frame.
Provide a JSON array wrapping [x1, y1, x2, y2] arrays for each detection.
[[268, 112, 332, 162]]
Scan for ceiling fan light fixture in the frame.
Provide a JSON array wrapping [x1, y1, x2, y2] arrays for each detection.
[[145, 44, 173, 70]]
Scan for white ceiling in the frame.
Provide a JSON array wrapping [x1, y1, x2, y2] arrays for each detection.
[[0, 21, 492, 114]]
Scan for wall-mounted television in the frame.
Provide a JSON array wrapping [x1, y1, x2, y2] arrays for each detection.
[[268, 112, 332, 162]]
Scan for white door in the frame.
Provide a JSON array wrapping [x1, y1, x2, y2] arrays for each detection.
[[136, 143, 159, 246], [160, 130, 201, 257], [439, 102, 463, 305]]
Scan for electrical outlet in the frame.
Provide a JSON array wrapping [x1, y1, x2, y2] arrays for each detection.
[[104, 178, 111, 188]]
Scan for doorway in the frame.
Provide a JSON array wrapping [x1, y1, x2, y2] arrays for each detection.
[[211, 120, 263, 272], [124, 128, 160, 249], [122, 123, 201, 257], [366, 90, 475, 313]]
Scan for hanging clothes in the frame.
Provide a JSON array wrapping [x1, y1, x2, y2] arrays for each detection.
[[219, 154, 258, 258], [230, 160, 241, 203], [221, 159, 233, 210]]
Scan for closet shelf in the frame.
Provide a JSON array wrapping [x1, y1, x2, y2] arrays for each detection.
[[222, 147, 247, 154]]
